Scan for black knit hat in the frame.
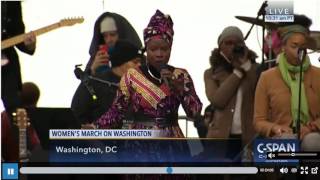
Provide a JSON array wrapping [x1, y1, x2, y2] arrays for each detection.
[[110, 40, 142, 68]]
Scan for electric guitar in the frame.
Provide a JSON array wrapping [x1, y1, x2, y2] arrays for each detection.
[[1, 17, 84, 50]]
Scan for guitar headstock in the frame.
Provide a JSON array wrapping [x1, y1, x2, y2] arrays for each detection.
[[59, 17, 84, 26], [12, 108, 30, 130]]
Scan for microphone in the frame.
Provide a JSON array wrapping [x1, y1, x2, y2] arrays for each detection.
[[297, 48, 306, 62], [257, 1, 268, 16], [74, 65, 97, 100], [159, 64, 172, 88], [74, 65, 84, 79]]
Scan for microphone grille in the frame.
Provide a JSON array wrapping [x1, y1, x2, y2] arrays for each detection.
[[298, 48, 306, 61], [159, 64, 168, 70], [74, 67, 84, 79]]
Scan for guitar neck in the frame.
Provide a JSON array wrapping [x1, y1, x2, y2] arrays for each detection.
[[1, 22, 61, 50], [19, 129, 28, 161]]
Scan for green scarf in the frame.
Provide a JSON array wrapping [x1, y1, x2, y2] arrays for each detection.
[[278, 52, 310, 128]]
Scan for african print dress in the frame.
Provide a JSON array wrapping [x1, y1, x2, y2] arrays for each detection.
[[95, 65, 202, 180], [96, 64, 202, 137]]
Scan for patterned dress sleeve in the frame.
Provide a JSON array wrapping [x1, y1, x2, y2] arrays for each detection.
[[176, 69, 203, 119], [96, 72, 131, 128]]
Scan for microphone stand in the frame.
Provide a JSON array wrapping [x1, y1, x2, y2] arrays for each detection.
[[244, 1, 268, 40], [261, 5, 266, 67], [74, 65, 99, 101], [88, 76, 119, 87], [244, 1, 268, 64], [296, 55, 303, 143]]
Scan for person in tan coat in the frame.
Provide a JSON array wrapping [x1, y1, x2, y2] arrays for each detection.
[[204, 26, 258, 161], [254, 25, 320, 151]]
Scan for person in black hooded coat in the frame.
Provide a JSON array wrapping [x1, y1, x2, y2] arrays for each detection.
[[85, 12, 142, 75], [72, 40, 143, 126]]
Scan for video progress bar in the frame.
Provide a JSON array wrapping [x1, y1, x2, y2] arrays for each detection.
[[20, 167, 258, 174]]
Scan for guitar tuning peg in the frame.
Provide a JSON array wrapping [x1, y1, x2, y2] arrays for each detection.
[[27, 122, 31, 126]]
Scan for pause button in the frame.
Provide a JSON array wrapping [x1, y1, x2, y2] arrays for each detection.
[[2, 163, 18, 179]]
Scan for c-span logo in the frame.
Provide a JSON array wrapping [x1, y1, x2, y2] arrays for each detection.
[[254, 139, 299, 164]]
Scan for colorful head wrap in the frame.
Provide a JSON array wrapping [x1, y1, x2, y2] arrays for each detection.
[[143, 10, 174, 45]]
